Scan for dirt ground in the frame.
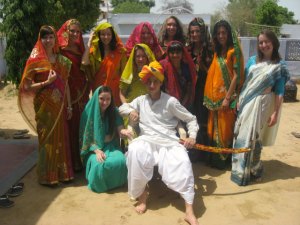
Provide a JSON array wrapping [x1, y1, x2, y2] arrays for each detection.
[[0, 83, 300, 225]]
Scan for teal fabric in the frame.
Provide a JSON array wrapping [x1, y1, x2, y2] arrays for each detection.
[[79, 86, 127, 193]]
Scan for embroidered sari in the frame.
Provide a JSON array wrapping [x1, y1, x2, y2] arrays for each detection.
[[79, 86, 127, 193], [18, 26, 74, 184], [85, 22, 127, 106], [125, 22, 163, 60], [57, 19, 89, 171], [204, 38, 244, 169], [159, 41, 197, 109], [231, 56, 289, 185]]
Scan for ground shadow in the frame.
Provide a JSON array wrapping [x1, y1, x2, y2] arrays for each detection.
[[259, 159, 300, 184]]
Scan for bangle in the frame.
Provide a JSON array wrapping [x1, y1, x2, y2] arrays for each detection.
[[225, 96, 230, 100], [67, 106, 72, 111]]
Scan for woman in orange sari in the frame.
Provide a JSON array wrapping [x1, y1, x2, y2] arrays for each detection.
[[57, 19, 89, 172], [82, 22, 127, 106], [203, 20, 244, 169], [18, 25, 74, 185]]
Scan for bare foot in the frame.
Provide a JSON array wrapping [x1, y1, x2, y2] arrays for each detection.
[[184, 213, 199, 225], [184, 203, 199, 225], [135, 190, 148, 214]]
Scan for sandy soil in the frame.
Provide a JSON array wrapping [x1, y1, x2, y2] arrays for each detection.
[[0, 83, 300, 225]]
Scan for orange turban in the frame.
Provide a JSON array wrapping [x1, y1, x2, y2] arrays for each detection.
[[139, 61, 164, 83]]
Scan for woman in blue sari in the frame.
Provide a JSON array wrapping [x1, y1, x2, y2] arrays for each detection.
[[231, 30, 290, 186], [80, 86, 132, 193]]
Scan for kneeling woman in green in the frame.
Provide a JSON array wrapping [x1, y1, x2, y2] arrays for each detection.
[[80, 86, 132, 193]]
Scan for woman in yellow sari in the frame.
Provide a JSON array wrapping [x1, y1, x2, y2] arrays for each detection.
[[82, 22, 127, 106], [119, 43, 156, 104], [18, 25, 74, 185], [203, 20, 244, 169]]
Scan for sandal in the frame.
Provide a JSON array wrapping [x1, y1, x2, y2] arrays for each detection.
[[13, 129, 29, 136], [6, 182, 24, 197], [0, 195, 14, 208], [13, 134, 30, 139]]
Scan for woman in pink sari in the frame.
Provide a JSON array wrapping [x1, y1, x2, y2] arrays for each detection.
[[18, 25, 74, 185], [125, 22, 163, 60], [57, 19, 89, 172]]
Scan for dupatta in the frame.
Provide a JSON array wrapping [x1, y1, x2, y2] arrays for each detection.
[[88, 22, 125, 79], [159, 40, 197, 106], [18, 25, 60, 132], [125, 22, 163, 59], [57, 19, 85, 55], [80, 86, 108, 160], [120, 43, 156, 84]]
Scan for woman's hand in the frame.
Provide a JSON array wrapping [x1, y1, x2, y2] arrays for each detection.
[[180, 138, 196, 149], [221, 98, 230, 109], [47, 70, 57, 84], [129, 110, 139, 123], [120, 129, 134, 140], [268, 111, 278, 127], [94, 149, 106, 162]]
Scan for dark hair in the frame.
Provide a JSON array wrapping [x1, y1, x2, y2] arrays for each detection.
[[159, 16, 186, 45], [39, 26, 55, 39], [98, 86, 116, 136], [212, 20, 233, 57], [257, 29, 281, 63], [98, 27, 117, 58], [168, 41, 184, 54]]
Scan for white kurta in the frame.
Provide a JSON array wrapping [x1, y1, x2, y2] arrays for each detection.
[[119, 92, 199, 204]]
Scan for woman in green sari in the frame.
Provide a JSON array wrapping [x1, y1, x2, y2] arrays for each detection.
[[80, 86, 132, 193]]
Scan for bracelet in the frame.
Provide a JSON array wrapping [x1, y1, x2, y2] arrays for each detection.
[[225, 96, 230, 100], [67, 106, 73, 111]]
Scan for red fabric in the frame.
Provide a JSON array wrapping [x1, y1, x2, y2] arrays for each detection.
[[57, 19, 85, 55], [159, 41, 197, 107], [125, 22, 163, 60]]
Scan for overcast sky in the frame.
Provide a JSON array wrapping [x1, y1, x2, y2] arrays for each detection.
[[151, 0, 300, 21]]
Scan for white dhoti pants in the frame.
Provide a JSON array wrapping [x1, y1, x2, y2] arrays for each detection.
[[126, 139, 195, 204]]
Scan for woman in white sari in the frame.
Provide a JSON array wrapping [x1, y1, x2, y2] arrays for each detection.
[[231, 29, 290, 186]]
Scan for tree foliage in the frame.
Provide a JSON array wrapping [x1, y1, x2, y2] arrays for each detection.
[[111, 0, 155, 8], [0, 0, 101, 84], [0, 0, 47, 84], [226, 0, 261, 35], [160, 0, 193, 14], [256, 0, 297, 26], [112, 1, 150, 13]]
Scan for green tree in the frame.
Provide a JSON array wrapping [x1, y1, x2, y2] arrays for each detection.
[[0, 0, 101, 84], [226, 0, 261, 35], [112, 1, 150, 13], [46, 0, 101, 31], [112, 0, 155, 8], [0, 0, 47, 84], [256, 0, 281, 26]]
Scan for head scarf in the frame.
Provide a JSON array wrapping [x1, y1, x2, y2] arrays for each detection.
[[120, 43, 156, 84], [159, 40, 197, 105], [139, 61, 164, 83], [80, 86, 108, 161], [18, 25, 59, 132], [125, 22, 163, 59], [57, 19, 85, 54]]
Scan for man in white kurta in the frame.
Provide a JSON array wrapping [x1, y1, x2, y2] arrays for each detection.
[[119, 61, 199, 225]]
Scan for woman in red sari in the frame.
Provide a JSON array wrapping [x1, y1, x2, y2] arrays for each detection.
[[82, 22, 127, 106], [159, 41, 197, 109], [125, 22, 163, 60], [57, 19, 89, 172], [18, 25, 74, 185]]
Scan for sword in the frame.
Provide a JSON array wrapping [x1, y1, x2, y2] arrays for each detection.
[[139, 120, 249, 154]]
